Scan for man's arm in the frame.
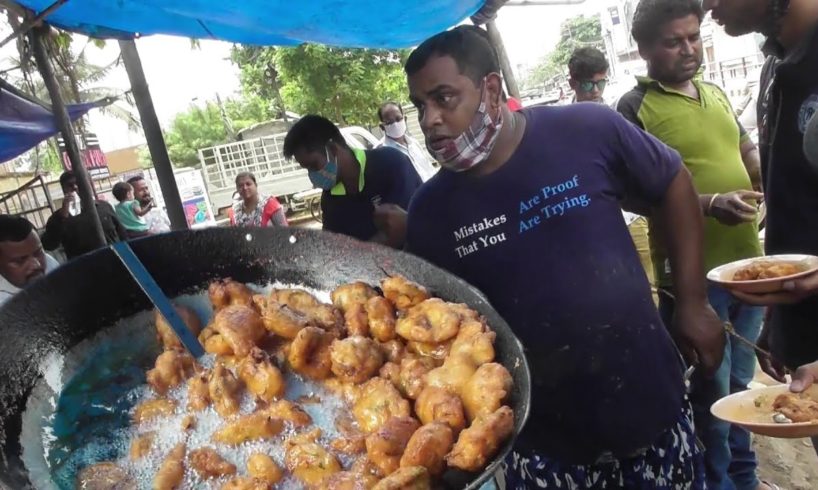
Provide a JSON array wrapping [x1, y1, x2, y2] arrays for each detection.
[[740, 137, 763, 192], [609, 109, 726, 375], [658, 169, 727, 373]]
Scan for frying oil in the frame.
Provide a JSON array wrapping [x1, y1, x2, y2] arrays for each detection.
[[20, 284, 353, 490]]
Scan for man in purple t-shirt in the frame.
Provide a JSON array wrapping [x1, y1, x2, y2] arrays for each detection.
[[402, 26, 725, 488]]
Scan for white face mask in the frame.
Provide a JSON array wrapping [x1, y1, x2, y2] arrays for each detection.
[[385, 119, 407, 139]]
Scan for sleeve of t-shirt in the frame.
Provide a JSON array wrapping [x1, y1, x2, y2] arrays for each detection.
[[615, 89, 646, 130], [41, 212, 64, 251], [606, 110, 683, 205], [373, 148, 422, 208]]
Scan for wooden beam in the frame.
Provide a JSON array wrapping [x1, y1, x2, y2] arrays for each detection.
[[0, 0, 68, 50], [30, 23, 106, 248]]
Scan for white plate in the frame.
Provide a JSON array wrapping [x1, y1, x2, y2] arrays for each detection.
[[711, 384, 818, 438], [707, 254, 818, 294]]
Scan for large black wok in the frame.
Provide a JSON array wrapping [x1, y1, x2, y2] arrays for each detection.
[[0, 227, 531, 489]]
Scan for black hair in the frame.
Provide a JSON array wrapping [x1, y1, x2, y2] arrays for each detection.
[[235, 172, 257, 185], [59, 171, 75, 189], [126, 175, 145, 185], [283, 115, 346, 159], [112, 182, 133, 202], [405, 25, 501, 85], [0, 214, 34, 244], [631, 0, 704, 47], [568, 47, 610, 80], [377, 101, 403, 122]]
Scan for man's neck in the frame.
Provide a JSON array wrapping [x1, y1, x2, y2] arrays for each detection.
[[468, 106, 526, 178], [338, 148, 361, 195], [649, 73, 698, 99], [389, 135, 408, 146], [777, 0, 818, 50]]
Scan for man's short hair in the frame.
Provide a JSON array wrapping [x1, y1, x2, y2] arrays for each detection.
[[126, 175, 146, 186], [0, 215, 34, 244], [377, 101, 403, 122], [631, 0, 705, 47], [568, 47, 610, 80], [112, 182, 132, 201], [405, 25, 501, 85], [283, 115, 346, 159], [59, 171, 75, 189]]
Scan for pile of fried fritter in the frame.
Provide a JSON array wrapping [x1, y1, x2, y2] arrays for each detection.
[[81, 276, 515, 490]]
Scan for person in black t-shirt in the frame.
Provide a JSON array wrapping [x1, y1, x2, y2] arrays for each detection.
[[42, 171, 127, 260], [283, 115, 421, 248]]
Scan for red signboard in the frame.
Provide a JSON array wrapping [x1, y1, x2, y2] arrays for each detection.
[[58, 133, 110, 179]]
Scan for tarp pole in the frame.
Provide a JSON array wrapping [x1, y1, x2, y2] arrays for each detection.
[[485, 20, 521, 99], [0, 0, 69, 50], [30, 24, 106, 247], [119, 39, 188, 231]]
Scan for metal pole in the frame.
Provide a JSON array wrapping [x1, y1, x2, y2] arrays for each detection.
[[485, 20, 521, 99], [29, 24, 106, 247], [119, 39, 188, 231]]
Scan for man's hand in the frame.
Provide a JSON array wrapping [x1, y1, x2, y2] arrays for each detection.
[[60, 191, 76, 217], [373, 203, 408, 249], [733, 270, 818, 306], [673, 299, 726, 376], [706, 190, 764, 226], [790, 361, 818, 392], [756, 321, 788, 382]]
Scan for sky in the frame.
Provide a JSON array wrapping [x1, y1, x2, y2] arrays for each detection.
[[0, 0, 602, 152]]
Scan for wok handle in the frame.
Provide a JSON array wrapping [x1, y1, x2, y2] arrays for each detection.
[[112, 241, 205, 358]]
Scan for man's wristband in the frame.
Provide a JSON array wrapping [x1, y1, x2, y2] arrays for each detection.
[[706, 193, 720, 216]]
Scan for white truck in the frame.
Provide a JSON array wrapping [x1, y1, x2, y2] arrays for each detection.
[[197, 126, 382, 218]]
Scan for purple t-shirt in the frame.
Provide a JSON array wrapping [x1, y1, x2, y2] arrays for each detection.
[[406, 104, 686, 463]]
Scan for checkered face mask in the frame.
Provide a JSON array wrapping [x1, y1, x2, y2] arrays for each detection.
[[427, 80, 504, 172]]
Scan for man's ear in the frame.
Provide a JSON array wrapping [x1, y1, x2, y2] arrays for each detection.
[[485, 73, 504, 110], [568, 78, 578, 90], [379, 123, 385, 131], [637, 43, 650, 61]]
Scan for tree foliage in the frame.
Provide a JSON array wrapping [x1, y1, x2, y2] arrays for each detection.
[[160, 95, 275, 167], [232, 44, 410, 128], [525, 14, 604, 88]]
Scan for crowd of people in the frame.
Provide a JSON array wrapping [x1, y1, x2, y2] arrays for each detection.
[[1, 0, 817, 487]]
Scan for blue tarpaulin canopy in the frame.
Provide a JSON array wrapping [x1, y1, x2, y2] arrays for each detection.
[[0, 78, 108, 163], [11, 0, 487, 48]]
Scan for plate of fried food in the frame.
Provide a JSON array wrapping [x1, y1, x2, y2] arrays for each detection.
[[706, 254, 818, 294], [79, 275, 519, 490], [711, 384, 818, 438]]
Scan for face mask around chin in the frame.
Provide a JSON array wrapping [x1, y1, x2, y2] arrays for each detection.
[[427, 80, 504, 172]]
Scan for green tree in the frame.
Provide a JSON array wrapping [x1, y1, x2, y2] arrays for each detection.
[[160, 96, 275, 167], [525, 14, 604, 88], [232, 44, 410, 128]]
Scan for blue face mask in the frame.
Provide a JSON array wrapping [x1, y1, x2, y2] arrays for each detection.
[[308, 149, 338, 190]]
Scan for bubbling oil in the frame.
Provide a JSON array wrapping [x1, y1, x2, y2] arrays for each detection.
[[21, 283, 354, 490]]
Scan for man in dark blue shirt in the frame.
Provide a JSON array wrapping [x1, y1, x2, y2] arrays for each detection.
[[283, 115, 421, 248], [705, 0, 818, 457], [403, 25, 725, 488]]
